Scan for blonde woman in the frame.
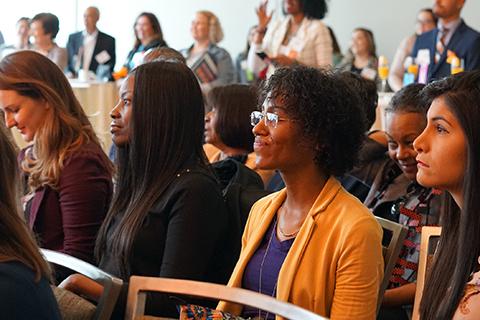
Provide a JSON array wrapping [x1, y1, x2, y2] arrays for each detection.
[[181, 10, 235, 93], [0, 126, 61, 319], [0, 51, 113, 280]]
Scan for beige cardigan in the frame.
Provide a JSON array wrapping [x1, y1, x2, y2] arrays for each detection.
[[218, 177, 384, 319]]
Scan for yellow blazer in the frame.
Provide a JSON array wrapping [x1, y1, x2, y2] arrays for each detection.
[[203, 144, 274, 186], [218, 177, 383, 319]]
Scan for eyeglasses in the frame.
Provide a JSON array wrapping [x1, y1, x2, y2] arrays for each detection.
[[250, 111, 288, 128]]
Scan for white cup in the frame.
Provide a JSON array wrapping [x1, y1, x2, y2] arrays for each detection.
[[78, 69, 87, 82]]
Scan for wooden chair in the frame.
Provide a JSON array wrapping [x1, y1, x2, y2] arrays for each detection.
[[125, 276, 328, 320], [375, 216, 409, 313], [411, 226, 442, 320], [41, 248, 123, 320]]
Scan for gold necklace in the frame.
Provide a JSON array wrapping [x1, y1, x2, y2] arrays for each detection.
[[277, 205, 300, 238], [278, 223, 299, 238]]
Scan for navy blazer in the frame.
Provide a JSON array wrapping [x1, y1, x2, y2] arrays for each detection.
[[411, 20, 480, 82], [66, 30, 116, 79]]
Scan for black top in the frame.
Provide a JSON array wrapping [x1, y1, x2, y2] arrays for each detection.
[[0, 261, 61, 319], [99, 164, 231, 318]]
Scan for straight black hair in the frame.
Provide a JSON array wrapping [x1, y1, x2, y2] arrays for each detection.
[[95, 61, 207, 278], [207, 84, 257, 152], [419, 71, 480, 319]]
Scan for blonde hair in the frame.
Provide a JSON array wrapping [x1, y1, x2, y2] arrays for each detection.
[[197, 10, 224, 44], [0, 50, 112, 190], [0, 126, 52, 281]]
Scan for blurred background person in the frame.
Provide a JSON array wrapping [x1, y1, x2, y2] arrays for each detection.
[[338, 27, 378, 81], [328, 25, 343, 66], [0, 126, 61, 319], [122, 12, 167, 72], [30, 13, 67, 71], [411, 0, 480, 82], [0, 51, 113, 281], [204, 84, 274, 185], [181, 10, 235, 94], [0, 17, 31, 59], [235, 25, 258, 85], [388, 8, 437, 92], [248, 0, 332, 77], [66, 7, 116, 81]]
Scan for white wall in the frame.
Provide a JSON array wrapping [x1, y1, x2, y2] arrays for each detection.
[[1, 0, 479, 70], [324, 0, 480, 62]]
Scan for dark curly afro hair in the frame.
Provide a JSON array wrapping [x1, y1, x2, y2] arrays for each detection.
[[261, 66, 366, 176]]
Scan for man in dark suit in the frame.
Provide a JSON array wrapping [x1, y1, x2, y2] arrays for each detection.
[[411, 0, 480, 82], [66, 7, 116, 80]]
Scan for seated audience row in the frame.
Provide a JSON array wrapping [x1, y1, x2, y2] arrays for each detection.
[[0, 49, 385, 318], [2, 39, 480, 319]]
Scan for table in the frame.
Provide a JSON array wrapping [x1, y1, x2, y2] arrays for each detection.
[[9, 80, 118, 154], [70, 80, 119, 153]]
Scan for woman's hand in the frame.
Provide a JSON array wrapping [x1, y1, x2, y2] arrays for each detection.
[[59, 273, 104, 302], [256, 0, 273, 31]]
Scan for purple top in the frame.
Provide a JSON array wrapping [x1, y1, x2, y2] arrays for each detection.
[[241, 218, 295, 319]]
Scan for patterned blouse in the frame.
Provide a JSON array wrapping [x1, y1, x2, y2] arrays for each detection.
[[388, 183, 442, 288], [454, 258, 480, 319]]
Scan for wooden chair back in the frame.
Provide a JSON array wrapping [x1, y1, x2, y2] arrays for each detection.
[[375, 216, 409, 313], [41, 248, 123, 320], [411, 226, 442, 320], [125, 276, 328, 320]]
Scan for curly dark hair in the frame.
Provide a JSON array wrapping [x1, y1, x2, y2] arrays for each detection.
[[262, 66, 366, 176], [336, 71, 378, 129]]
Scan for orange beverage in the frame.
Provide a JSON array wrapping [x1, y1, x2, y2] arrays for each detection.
[[451, 57, 464, 75], [378, 65, 389, 80], [407, 64, 419, 78]]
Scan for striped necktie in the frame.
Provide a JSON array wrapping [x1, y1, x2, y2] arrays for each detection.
[[435, 27, 449, 64]]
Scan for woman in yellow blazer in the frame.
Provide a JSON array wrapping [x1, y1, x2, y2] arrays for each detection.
[[218, 66, 384, 319]]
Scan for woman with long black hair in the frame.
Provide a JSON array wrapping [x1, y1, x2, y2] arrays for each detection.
[[414, 70, 480, 319], [61, 61, 230, 319]]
